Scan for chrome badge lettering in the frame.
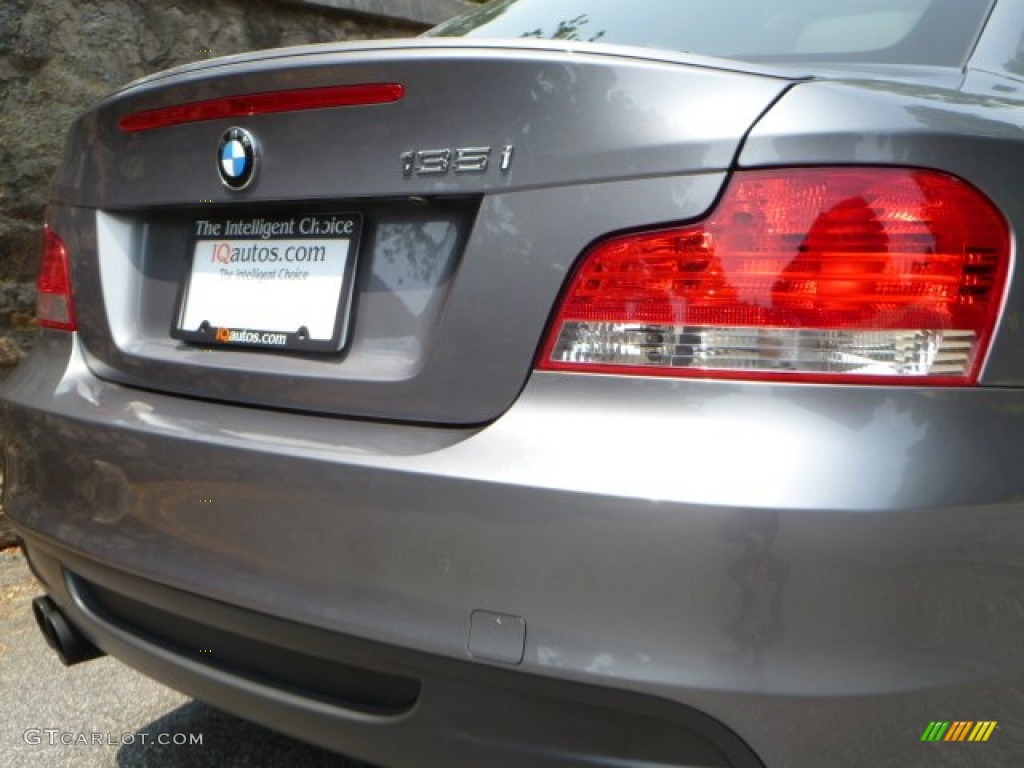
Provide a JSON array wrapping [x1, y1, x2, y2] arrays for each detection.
[[402, 145, 514, 177]]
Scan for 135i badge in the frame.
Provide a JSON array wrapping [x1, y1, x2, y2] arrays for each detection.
[[402, 145, 514, 177]]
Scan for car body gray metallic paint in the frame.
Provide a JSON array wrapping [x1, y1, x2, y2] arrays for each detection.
[[56, 42, 789, 424], [5, 7, 1024, 768]]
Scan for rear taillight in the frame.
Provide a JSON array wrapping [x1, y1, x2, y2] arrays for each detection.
[[539, 168, 1010, 385], [37, 224, 76, 331]]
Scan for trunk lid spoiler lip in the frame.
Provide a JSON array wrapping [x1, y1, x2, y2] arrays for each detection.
[[108, 37, 809, 100], [99, 39, 973, 116]]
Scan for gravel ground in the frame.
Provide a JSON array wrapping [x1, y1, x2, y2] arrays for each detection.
[[0, 513, 17, 550], [0, 546, 373, 768]]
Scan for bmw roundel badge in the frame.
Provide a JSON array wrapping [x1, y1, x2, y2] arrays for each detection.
[[217, 127, 258, 190]]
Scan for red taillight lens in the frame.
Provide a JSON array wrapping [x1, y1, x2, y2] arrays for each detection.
[[37, 224, 76, 331], [540, 168, 1011, 384]]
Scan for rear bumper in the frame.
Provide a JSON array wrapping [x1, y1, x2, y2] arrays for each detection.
[[5, 332, 1024, 766], [20, 534, 760, 768]]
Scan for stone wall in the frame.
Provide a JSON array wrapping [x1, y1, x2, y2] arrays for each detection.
[[0, 0, 459, 376], [292, 0, 473, 27]]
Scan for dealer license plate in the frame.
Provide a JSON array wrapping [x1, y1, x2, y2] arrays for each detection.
[[173, 213, 362, 352]]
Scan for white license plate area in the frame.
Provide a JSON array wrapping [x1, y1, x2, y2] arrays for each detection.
[[173, 213, 362, 352]]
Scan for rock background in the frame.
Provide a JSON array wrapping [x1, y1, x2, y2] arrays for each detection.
[[0, 0, 429, 377], [0, 0, 446, 548]]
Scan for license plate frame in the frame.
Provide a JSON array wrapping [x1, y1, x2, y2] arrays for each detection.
[[172, 212, 363, 353]]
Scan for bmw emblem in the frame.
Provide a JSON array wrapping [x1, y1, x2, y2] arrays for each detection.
[[217, 127, 258, 190]]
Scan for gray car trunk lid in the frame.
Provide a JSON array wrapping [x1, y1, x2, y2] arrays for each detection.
[[59, 40, 796, 424]]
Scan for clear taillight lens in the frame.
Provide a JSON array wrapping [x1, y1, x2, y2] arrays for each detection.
[[539, 168, 1010, 384], [37, 223, 76, 331]]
